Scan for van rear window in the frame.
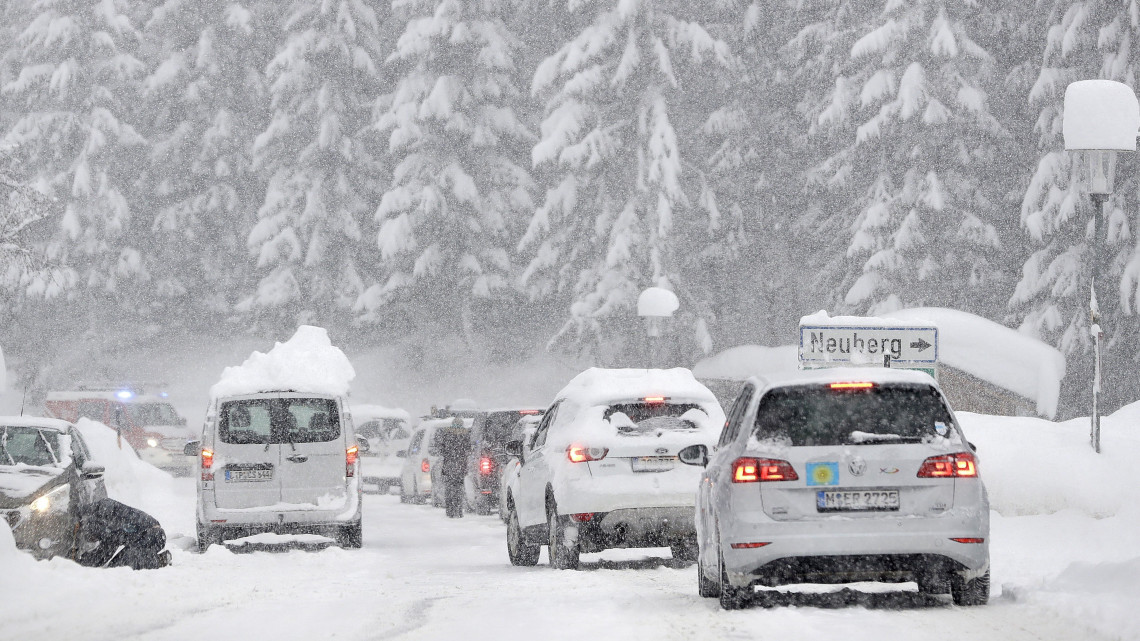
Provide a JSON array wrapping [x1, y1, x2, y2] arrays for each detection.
[[752, 384, 954, 447], [219, 398, 340, 444]]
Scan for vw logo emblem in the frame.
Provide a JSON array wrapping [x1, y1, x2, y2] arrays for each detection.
[[849, 457, 867, 476], [655, 447, 669, 455]]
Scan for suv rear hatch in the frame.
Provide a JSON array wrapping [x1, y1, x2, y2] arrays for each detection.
[[749, 382, 969, 521], [584, 400, 712, 489]]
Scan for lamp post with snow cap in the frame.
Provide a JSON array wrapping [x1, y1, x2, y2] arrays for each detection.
[[637, 287, 679, 368], [1063, 79, 1140, 453]]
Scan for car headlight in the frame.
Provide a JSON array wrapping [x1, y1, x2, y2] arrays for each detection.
[[147, 437, 159, 448], [30, 484, 70, 515]]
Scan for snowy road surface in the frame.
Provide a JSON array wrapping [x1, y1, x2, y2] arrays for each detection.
[[0, 483, 1121, 641]]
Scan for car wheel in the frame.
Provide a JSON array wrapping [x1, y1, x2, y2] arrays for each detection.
[[951, 569, 989, 606], [670, 537, 699, 564], [717, 544, 749, 610], [431, 484, 444, 508], [697, 551, 720, 598], [337, 520, 363, 549], [399, 484, 410, 504], [474, 496, 494, 516], [196, 522, 220, 553], [507, 505, 540, 566], [547, 502, 580, 570]]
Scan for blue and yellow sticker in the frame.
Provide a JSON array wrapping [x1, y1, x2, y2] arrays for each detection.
[[805, 462, 839, 486]]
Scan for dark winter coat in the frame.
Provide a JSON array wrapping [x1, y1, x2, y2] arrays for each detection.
[[434, 426, 471, 481], [79, 498, 168, 570]]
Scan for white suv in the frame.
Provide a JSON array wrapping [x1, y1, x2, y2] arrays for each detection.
[[193, 392, 363, 551], [680, 368, 989, 609], [505, 368, 724, 569]]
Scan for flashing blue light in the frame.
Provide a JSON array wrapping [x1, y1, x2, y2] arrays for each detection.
[[158, 391, 169, 398], [116, 390, 133, 400]]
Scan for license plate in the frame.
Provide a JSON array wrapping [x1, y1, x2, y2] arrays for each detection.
[[632, 456, 676, 472], [225, 468, 274, 482], [817, 489, 899, 512]]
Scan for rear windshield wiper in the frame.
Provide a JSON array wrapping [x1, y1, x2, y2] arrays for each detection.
[[847, 431, 924, 444]]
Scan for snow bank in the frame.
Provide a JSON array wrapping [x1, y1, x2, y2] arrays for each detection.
[[885, 308, 1065, 418], [210, 325, 356, 399], [690, 344, 799, 380], [351, 403, 411, 422], [959, 401, 1140, 517]]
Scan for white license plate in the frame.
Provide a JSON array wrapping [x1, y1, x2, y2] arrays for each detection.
[[225, 468, 274, 482], [817, 489, 899, 512], [632, 456, 677, 472]]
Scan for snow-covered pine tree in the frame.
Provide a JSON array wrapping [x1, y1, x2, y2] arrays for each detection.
[[362, 0, 535, 340], [245, 0, 385, 326], [1014, 0, 1140, 412], [2, 0, 147, 301], [141, 0, 278, 320], [520, 0, 733, 364], [812, 0, 1014, 318]]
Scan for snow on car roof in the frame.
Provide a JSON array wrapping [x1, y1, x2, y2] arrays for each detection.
[[754, 366, 938, 389], [0, 416, 73, 431], [43, 391, 172, 403], [210, 325, 355, 399], [556, 367, 719, 406], [351, 404, 411, 421]]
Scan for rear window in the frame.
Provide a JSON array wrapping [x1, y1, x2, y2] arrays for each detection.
[[219, 398, 340, 444], [604, 402, 704, 434], [477, 412, 540, 448], [752, 384, 955, 447]]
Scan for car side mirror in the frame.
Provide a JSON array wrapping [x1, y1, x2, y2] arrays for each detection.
[[395, 449, 407, 458], [968, 441, 977, 452], [356, 435, 371, 453], [505, 439, 523, 459], [81, 461, 106, 480], [183, 440, 200, 457], [677, 444, 709, 467]]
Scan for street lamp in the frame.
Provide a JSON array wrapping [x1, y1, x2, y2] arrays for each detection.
[[637, 286, 679, 368], [1062, 79, 1140, 453]]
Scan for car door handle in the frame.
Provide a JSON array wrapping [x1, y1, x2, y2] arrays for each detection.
[[286, 455, 309, 463]]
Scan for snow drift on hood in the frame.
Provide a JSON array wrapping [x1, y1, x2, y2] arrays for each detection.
[[210, 326, 356, 399]]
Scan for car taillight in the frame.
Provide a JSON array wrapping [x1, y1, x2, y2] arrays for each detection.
[[733, 457, 798, 483], [346, 444, 359, 477], [730, 542, 771, 549], [570, 513, 594, 522], [917, 452, 978, 478], [567, 445, 608, 463], [479, 456, 494, 475], [421, 458, 430, 473], [642, 395, 668, 404], [200, 449, 214, 482]]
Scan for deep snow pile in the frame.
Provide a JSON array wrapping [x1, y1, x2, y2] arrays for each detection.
[[210, 325, 356, 399]]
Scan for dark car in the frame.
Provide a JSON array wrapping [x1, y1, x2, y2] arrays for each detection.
[[0, 417, 108, 560], [462, 408, 544, 515]]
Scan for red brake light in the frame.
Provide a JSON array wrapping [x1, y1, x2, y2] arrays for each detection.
[[830, 382, 875, 390], [570, 513, 594, 522], [730, 542, 772, 549], [567, 445, 608, 463], [200, 448, 214, 482], [642, 396, 668, 404], [421, 458, 430, 473], [950, 538, 985, 544], [917, 452, 978, 478], [519, 409, 541, 415], [346, 444, 359, 477], [733, 457, 798, 483], [479, 456, 494, 475]]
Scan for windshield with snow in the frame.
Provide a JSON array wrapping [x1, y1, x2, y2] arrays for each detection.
[[604, 402, 705, 434], [752, 384, 955, 446], [0, 426, 63, 467], [127, 402, 181, 427], [219, 398, 340, 444]]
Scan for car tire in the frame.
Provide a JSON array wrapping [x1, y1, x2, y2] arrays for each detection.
[[697, 551, 720, 598], [718, 544, 749, 610], [507, 505, 540, 566], [474, 496, 494, 516], [196, 522, 220, 553], [547, 503, 580, 570], [337, 520, 363, 549], [670, 537, 699, 564], [399, 486, 410, 504], [431, 485, 444, 508], [951, 569, 989, 606]]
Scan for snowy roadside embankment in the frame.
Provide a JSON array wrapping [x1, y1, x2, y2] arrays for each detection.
[[960, 404, 1140, 641]]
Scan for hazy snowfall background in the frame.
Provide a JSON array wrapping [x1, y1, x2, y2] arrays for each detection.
[[2, 0, 1140, 418]]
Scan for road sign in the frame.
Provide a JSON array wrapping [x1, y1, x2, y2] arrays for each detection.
[[799, 324, 938, 367]]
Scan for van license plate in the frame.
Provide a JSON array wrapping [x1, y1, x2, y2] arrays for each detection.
[[226, 468, 273, 482], [817, 489, 899, 512], [632, 456, 676, 472]]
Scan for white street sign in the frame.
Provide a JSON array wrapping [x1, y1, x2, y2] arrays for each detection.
[[799, 324, 938, 366]]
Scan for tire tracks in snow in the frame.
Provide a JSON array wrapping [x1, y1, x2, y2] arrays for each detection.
[[366, 596, 446, 640]]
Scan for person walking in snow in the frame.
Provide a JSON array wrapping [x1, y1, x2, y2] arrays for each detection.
[[432, 418, 471, 518]]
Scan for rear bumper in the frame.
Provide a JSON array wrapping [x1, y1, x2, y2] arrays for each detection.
[[720, 512, 989, 588], [573, 506, 695, 553], [138, 446, 193, 473]]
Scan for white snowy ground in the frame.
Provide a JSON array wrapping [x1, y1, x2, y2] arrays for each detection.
[[2, 405, 1138, 640]]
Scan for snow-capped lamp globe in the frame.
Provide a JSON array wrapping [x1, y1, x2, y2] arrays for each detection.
[[638, 286, 680, 368], [1062, 79, 1140, 454]]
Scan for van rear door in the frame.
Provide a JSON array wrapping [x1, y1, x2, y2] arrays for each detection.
[[276, 396, 347, 508], [213, 399, 280, 510]]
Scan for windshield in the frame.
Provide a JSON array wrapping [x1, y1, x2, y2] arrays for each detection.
[[0, 426, 63, 467], [603, 402, 704, 434], [219, 398, 341, 444], [752, 384, 955, 446], [127, 402, 182, 427]]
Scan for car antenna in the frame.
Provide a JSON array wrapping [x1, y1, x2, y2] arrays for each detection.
[[20, 382, 28, 416]]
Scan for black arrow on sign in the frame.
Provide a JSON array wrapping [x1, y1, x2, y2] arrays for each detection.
[[910, 338, 932, 352]]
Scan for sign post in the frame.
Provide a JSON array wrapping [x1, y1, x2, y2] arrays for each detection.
[[799, 314, 939, 378]]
